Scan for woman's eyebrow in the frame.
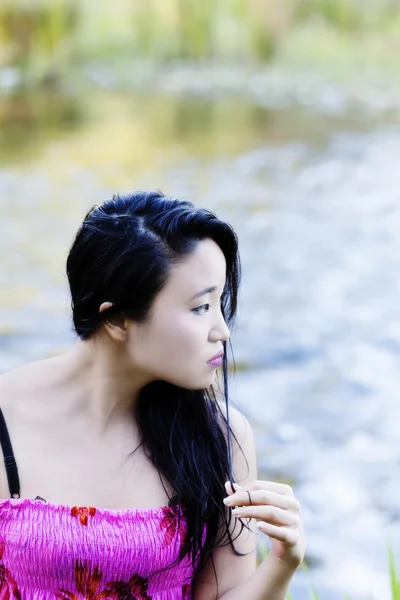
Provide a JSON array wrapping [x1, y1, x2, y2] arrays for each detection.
[[189, 286, 217, 301]]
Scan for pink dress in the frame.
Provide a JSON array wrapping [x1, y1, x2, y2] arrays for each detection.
[[0, 497, 194, 600]]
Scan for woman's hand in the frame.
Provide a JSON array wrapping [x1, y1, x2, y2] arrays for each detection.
[[223, 480, 305, 570]]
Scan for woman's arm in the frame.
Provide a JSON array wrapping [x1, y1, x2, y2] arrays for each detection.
[[192, 407, 305, 600]]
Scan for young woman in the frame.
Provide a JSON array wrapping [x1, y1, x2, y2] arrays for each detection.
[[0, 191, 305, 600]]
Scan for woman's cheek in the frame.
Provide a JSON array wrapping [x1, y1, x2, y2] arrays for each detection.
[[156, 311, 208, 356]]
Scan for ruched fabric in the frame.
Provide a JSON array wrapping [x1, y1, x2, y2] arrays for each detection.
[[0, 497, 195, 599]]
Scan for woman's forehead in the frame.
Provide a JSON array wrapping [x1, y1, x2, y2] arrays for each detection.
[[166, 240, 227, 297]]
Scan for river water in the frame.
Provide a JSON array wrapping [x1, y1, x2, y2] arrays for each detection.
[[1, 69, 400, 599]]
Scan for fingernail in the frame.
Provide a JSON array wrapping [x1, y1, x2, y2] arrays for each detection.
[[223, 497, 234, 506], [225, 481, 241, 492]]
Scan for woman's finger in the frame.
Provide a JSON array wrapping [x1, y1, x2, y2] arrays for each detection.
[[231, 505, 299, 527], [225, 480, 294, 497], [249, 480, 294, 496], [256, 522, 300, 546], [224, 489, 298, 510], [232, 506, 300, 526]]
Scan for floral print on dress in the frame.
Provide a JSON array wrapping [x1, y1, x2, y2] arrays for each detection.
[[181, 584, 191, 600], [71, 507, 97, 526], [0, 542, 21, 600], [102, 574, 151, 600], [158, 506, 185, 549], [56, 560, 152, 600], [56, 561, 103, 600], [0, 496, 198, 600]]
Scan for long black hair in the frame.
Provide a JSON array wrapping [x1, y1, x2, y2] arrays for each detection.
[[66, 190, 243, 578]]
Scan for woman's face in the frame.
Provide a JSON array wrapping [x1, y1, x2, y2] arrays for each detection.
[[128, 238, 231, 390]]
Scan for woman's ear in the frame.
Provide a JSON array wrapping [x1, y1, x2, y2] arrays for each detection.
[[99, 302, 128, 343]]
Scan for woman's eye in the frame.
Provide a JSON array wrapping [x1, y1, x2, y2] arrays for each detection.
[[192, 303, 211, 315]]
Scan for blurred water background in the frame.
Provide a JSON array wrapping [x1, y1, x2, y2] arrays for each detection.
[[2, 1, 400, 598]]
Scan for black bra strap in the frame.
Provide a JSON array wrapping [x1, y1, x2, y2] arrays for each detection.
[[0, 408, 20, 498]]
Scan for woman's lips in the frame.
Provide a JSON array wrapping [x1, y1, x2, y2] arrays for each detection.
[[207, 356, 223, 367], [207, 351, 224, 367]]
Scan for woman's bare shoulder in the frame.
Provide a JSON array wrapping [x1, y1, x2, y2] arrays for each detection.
[[217, 401, 249, 426], [217, 402, 257, 487], [0, 356, 62, 410], [216, 401, 254, 446]]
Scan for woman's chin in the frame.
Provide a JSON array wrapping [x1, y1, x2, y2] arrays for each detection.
[[182, 374, 216, 391], [198, 372, 218, 390], [165, 366, 218, 391]]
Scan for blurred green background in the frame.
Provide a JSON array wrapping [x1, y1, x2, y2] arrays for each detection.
[[2, 0, 400, 78]]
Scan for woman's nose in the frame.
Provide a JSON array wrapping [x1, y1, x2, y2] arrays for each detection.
[[209, 311, 230, 343]]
